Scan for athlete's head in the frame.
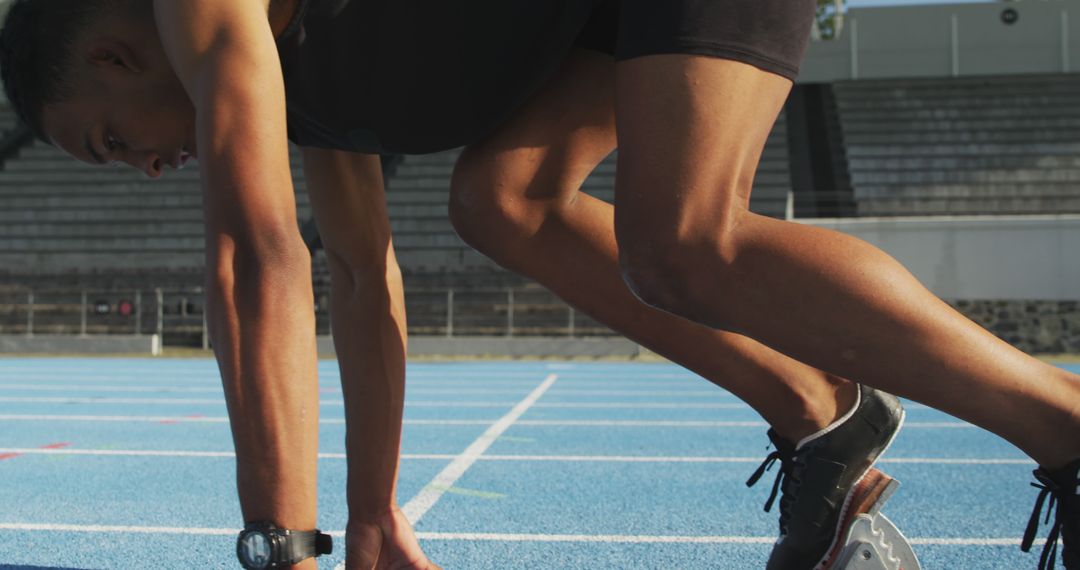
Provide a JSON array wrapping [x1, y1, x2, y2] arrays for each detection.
[[0, 0, 195, 178]]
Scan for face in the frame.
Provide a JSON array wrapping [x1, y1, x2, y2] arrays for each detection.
[[41, 22, 197, 178]]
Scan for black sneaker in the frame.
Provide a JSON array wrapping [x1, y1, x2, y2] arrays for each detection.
[[746, 384, 905, 570], [1022, 457, 1080, 569]]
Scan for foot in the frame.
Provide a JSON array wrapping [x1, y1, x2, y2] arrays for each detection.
[[746, 384, 905, 570], [1022, 457, 1080, 569]]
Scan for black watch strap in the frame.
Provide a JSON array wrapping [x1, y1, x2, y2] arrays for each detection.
[[283, 529, 333, 565]]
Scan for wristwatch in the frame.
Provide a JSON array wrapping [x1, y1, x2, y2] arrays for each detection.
[[236, 522, 333, 569]]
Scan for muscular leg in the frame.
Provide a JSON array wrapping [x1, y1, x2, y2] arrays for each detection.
[[449, 49, 855, 440], [611, 54, 1080, 468]]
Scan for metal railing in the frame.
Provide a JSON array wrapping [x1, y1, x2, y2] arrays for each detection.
[[0, 285, 616, 346]]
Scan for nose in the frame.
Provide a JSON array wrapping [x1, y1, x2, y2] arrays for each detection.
[[130, 151, 163, 179]]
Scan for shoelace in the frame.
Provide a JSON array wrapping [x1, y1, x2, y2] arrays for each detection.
[[1022, 468, 1063, 570], [746, 448, 785, 512], [746, 441, 803, 533]]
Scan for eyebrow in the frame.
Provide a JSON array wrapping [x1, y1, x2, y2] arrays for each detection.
[[84, 131, 106, 165]]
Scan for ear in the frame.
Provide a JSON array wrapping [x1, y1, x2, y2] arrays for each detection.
[[86, 39, 143, 74]]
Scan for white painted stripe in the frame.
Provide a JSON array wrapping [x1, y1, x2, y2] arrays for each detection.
[[0, 396, 234, 405], [0, 447, 1031, 466], [0, 414, 232, 423], [0, 448, 237, 458], [538, 390, 729, 397], [401, 374, 559, 525], [533, 402, 748, 409], [0, 384, 226, 393], [515, 420, 974, 429], [416, 532, 774, 544], [0, 448, 453, 461], [0, 397, 747, 409], [0, 396, 518, 407], [0, 384, 736, 398], [0, 414, 975, 429], [413, 533, 1041, 546], [907, 538, 1033, 546], [0, 524, 1041, 548], [879, 457, 1033, 465], [904, 422, 978, 429], [0, 414, 496, 425], [516, 420, 767, 427], [477, 455, 1034, 465], [0, 523, 241, 535]]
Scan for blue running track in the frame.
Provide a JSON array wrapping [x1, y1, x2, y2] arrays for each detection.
[[0, 358, 1075, 569]]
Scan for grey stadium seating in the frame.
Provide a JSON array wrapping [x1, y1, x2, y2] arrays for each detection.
[[834, 73, 1080, 216]]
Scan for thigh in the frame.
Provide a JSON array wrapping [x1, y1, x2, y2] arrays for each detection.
[[453, 48, 618, 208], [613, 55, 793, 242], [611, 0, 814, 243]]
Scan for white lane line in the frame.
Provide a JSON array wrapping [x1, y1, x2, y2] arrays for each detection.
[[0, 384, 226, 393], [0, 524, 1042, 547], [0, 447, 1033, 466], [0, 396, 235, 405], [401, 374, 559, 525], [0, 523, 241, 535], [0, 414, 234, 423], [0, 414, 977, 429], [515, 420, 976, 429], [517, 420, 766, 427], [533, 403, 747, 409], [0, 414, 497, 425], [414, 533, 1039, 546], [479, 455, 1036, 465], [0, 397, 518, 407], [0, 397, 740, 409], [0, 448, 450, 460], [0, 384, 731, 398], [0, 384, 540, 397]]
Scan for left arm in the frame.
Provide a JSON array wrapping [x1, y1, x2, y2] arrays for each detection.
[[302, 148, 438, 569]]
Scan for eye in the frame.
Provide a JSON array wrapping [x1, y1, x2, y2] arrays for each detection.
[[105, 133, 123, 152]]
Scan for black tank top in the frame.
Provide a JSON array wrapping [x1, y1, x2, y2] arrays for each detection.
[[276, 0, 595, 155]]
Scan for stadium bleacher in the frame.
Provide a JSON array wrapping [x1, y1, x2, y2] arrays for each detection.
[[835, 73, 1080, 216]]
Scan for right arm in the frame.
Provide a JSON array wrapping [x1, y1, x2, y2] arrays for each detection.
[[302, 147, 438, 569]]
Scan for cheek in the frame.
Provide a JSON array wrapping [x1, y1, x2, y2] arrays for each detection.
[[128, 91, 193, 143]]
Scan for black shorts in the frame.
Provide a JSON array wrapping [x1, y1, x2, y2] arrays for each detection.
[[574, 0, 816, 81]]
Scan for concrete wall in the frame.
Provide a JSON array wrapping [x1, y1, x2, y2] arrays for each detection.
[[0, 334, 161, 355], [801, 0, 1080, 82], [803, 214, 1080, 300]]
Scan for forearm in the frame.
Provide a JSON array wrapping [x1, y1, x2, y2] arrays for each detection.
[[207, 241, 319, 529], [329, 254, 408, 521]]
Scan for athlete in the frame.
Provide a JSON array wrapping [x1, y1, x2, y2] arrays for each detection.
[[0, 1, 1076, 570]]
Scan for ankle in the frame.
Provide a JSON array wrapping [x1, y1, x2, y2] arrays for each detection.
[[774, 377, 859, 443]]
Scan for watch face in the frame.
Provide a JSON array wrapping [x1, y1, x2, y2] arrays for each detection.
[[238, 530, 273, 569]]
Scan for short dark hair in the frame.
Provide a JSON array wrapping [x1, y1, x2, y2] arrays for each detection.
[[0, 0, 110, 141]]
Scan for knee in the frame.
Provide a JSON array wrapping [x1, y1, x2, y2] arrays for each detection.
[[616, 221, 741, 320], [448, 151, 540, 253]]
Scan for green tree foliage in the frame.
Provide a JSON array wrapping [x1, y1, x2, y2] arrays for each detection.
[[817, 0, 846, 40]]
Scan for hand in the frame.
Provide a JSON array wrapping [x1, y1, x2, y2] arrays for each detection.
[[345, 507, 442, 570]]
